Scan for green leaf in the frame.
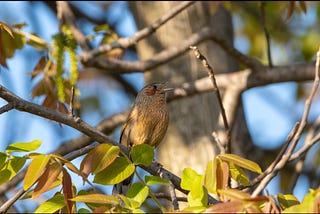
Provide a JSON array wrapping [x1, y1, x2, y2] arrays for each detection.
[[181, 168, 203, 191], [188, 185, 208, 208], [145, 176, 169, 186], [70, 194, 120, 205], [0, 169, 11, 185], [23, 154, 50, 190], [34, 192, 66, 213], [0, 152, 7, 170], [183, 206, 207, 213], [78, 208, 91, 213], [283, 188, 319, 213], [7, 156, 27, 180], [6, 139, 42, 153], [126, 183, 149, 208], [131, 144, 154, 166], [218, 154, 262, 174], [229, 163, 250, 186], [93, 24, 110, 32], [93, 157, 135, 185], [277, 193, 300, 210]]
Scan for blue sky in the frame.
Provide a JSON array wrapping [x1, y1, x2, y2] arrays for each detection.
[[0, 1, 318, 211]]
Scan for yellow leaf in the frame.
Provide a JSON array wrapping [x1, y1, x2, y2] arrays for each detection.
[[218, 154, 262, 174], [24, 154, 50, 190]]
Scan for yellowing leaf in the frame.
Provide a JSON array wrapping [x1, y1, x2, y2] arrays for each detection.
[[218, 154, 262, 174], [204, 159, 217, 194], [283, 188, 320, 213], [218, 189, 251, 201], [277, 193, 300, 210], [62, 168, 74, 213], [81, 143, 119, 175], [94, 157, 135, 185], [229, 163, 250, 186], [6, 139, 41, 153], [24, 154, 50, 190], [32, 162, 62, 199], [70, 194, 120, 205]]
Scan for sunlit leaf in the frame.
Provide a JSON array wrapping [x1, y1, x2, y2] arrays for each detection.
[[205, 200, 244, 213], [93, 24, 110, 32], [126, 183, 149, 208], [94, 157, 135, 185], [145, 175, 169, 186], [70, 194, 120, 205], [7, 156, 27, 180], [0, 152, 7, 170], [181, 168, 203, 191], [0, 169, 11, 185], [229, 163, 250, 186], [6, 139, 41, 153], [80, 143, 119, 175], [277, 193, 300, 210], [32, 162, 62, 199], [204, 159, 217, 194], [183, 206, 207, 213], [24, 154, 50, 190], [283, 188, 320, 213], [34, 192, 66, 213], [187, 185, 208, 208], [131, 144, 154, 166], [218, 154, 262, 174], [218, 189, 251, 201]]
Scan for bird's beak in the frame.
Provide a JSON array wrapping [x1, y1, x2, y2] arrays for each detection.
[[163, 87, 174, 93]]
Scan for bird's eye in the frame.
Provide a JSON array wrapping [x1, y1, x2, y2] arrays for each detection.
[[153, 85, 157, 90]]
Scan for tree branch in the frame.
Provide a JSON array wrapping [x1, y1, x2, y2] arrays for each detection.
[[80, 1, 196, 63], [251, 47, 320, 197]]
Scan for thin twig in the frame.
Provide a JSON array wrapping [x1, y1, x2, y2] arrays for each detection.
[[153, 193, 187, 202], [80, 1, 196, 62], [160, 170, 179, 210], [190, 46, 231, 153], [68, 86, 75, 117], [251, 47, 320, 197], [0, 103, 13, 115], [251, 122, 300, 186], [260, 2, 273, 67], [0, 189, 25, 213]]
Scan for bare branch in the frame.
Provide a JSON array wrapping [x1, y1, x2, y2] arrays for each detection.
[[0, 84, 218, 209], [260, 2, 273, 67], [80, 1, 196, 62], [85, 26, 263, 74], [0, 103, 13, 115], [251, 47, 320, 197], [190, 46, 231, 153]]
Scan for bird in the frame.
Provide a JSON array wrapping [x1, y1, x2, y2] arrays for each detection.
[[113, 82, 173, 195]]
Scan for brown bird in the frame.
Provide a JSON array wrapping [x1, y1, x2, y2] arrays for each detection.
[[113, 82, 173, 195]]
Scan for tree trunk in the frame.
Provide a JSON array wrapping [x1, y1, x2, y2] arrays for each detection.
[[129, 0, 255, 185]]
